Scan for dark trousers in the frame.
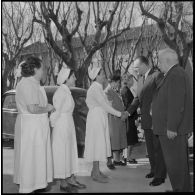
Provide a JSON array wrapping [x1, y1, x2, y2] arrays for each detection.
[[144, 130, 166, 179], [159, 135, 192, 192]]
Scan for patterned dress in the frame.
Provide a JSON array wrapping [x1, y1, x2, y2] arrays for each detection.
[[105, 86, 127, 150], [121, 86, 138, 145]]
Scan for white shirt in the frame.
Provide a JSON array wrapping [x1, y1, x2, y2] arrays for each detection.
[[144, 68, 151, 80]]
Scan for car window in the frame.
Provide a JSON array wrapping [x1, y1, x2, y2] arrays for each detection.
[[73, 95, 87, 108], [3, 94, 17, 109]]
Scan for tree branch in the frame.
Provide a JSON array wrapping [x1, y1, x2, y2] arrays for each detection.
[[139, 2, 161, 23], [70, 2, 83, 36]]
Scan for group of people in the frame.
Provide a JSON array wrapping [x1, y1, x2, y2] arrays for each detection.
[[14, 57, 86, 193], [13, 47, 192, 193], [83, 47, 192, 192], [105, 70, 139, 169]]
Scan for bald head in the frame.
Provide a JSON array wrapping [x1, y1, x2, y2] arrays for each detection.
[[158, 48, 179, 73]]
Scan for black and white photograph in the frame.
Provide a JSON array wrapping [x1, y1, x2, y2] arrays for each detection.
[[1, 1, 193, 193]]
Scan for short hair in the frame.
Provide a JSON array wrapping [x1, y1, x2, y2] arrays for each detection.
[[135, 56, 149, 66], [114, 69, 121, 77], [158, 48, 178, 65], [110, 70, 121, 82], [122, 73, 133, 81], [21, 56, 42, 77], [110, 74, 121, 82]]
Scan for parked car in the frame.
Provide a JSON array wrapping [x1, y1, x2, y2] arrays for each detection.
[[2, 86, 88, 157]]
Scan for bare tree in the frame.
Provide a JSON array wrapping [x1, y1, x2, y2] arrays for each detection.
[[77, 2, 135, 86], [30, 2, 83, 83], [2, 2, 35, 92], [139, 1, 193, 68]]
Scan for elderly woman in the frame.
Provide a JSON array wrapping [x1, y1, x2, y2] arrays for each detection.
[[84, 66, 128, 183], [13, 56, 54, 193], [50, 66, 86, 193], [105, 72, 127, 167]]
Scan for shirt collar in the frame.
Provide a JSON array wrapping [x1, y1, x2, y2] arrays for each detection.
[[144, 68, 151, 79], [164, 64, 178, 76]]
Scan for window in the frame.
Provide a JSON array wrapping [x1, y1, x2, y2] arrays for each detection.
[[3, 94, 17, 109]]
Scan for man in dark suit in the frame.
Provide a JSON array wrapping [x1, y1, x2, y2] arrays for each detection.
[[152, 48, 193, 192], [126, 56, 167, 186]]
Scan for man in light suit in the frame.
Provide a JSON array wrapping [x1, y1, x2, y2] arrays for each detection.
[[126, 56, 167, 186], [152, 48, 193, 192]]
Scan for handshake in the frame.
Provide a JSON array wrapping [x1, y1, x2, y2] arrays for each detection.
[[120, 111, 130, 121]]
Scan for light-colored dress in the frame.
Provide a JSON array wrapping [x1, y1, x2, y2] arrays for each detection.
[[84, 81, 121, 162], [13, 76, 53, 193], [50, 84, 78, 178]]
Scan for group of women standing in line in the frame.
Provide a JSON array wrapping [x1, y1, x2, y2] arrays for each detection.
[[13, 56, 139, 192], [14, 56, 85, 193]]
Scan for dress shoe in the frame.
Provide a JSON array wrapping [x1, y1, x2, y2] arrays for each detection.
[[149, 178, 165, 186], [107, 163, 116, 170], [145, 172, 154, 178], [33, 187, 49, 193], [122, 157, 127, 165], [60, 184, 78, 193], [127, 159, 137, 164], [68, 180, 86, 189], [113, 161, 126, 166]]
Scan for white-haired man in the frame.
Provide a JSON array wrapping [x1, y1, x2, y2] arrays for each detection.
[[152, 48, 193, 192]]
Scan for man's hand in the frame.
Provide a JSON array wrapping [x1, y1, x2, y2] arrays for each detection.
[[167, 130, 177, 140], [121, 111, 129, 121]]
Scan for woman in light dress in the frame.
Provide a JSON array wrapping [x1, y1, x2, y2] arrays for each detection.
[[14, 57, 54, 193], [84, 66, 128, 183], [50, 66, 86, 193]]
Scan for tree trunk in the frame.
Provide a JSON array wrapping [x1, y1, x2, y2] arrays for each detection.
[[76, 55, 93, 88]]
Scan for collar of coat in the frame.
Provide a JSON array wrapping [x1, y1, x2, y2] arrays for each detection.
[[156, 64, 179, 89]]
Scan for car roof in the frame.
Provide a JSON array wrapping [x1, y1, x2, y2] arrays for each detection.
[[4, 86, 87, 95]]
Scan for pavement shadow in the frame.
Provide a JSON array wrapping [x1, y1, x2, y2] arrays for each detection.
[[3, 175, 18, 193]]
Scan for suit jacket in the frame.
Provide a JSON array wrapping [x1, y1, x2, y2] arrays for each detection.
[[152, 65, 193, 135], [121, 86, 138, 120], [127, 68, 164, 129]]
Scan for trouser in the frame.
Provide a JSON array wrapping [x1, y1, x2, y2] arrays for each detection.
[[144, 130, 166, 179], [159, 135, 192, 192]]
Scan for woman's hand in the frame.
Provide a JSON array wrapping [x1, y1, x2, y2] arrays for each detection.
[[47, 104, 55, 112]]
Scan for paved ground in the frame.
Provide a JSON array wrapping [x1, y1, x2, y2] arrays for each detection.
[[2, 140, 193, 193]]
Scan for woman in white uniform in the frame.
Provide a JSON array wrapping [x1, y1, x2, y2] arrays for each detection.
[[50, 66, 86, 193], [13, 57, 54, 193], [84, 66, 128, 183]]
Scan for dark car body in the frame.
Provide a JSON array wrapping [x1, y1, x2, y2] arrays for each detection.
[[2, 86, 88, 154]]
